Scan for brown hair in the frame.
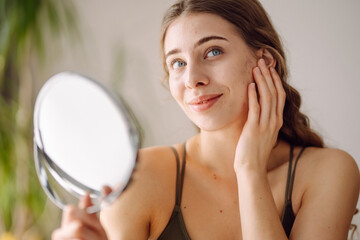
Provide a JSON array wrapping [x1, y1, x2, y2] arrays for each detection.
[[160, 0, 324, 148]]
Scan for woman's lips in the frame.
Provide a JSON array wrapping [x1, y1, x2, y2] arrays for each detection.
[[188, 94, 223, 112]]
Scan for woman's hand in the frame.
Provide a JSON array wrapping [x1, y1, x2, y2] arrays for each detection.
[[52, 192, 109, 240], [234, 58, 286, 174]]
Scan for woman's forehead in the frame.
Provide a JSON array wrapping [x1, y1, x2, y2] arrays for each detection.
[[164, 13, 241, 52]]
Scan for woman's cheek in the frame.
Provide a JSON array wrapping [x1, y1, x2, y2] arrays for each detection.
[[169, 78, 184, 104], [238, 55, 257, 84]]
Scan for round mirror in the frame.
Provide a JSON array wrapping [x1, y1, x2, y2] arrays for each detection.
[[33, 72, 140, 213]]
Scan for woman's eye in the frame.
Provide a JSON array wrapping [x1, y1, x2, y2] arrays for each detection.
[[172, 60, 186, 69], [206, 49, 222, 58]]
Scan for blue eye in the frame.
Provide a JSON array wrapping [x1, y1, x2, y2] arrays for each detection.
[[172, 60, 186, 69], [207, 49, 222, 58]]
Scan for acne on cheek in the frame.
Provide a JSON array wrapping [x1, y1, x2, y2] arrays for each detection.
[[231, 56, 255, 86], [242, 96, 249, 109], [239, 96, 250, 123], [244, 57, 257, 83], [236, 94, 249, 124]]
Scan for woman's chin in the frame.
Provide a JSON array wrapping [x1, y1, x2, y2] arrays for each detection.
[[192, 115, 247, 133], [193, 119, 229, 132]]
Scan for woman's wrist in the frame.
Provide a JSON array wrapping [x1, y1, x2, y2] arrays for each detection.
[[234, 156, 267, 177]]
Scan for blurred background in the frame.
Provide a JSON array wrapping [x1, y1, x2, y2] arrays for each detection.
[[0, 0, 359, 239]]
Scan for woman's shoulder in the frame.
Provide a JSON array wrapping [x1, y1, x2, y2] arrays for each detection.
[[290, 147, 359, 237], [298, 146, 359, 193], [138, 143, 183, 164], [301, 147, 358, 173], [136, 143, 184, 177], [100, 143, 183, 238], [102, 143, 184, 205], [128, 143, 185, 194]]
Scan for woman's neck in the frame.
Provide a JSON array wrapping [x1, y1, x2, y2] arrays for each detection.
[[187, 123, 243, 177], [187, 125, 290, 177]]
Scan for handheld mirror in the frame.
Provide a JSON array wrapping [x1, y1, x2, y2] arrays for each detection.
[[33, 72, 140, 213]]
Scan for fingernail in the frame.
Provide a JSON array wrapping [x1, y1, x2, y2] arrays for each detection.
[[255, 67, 261, 74], [259, 58, 266, 66]]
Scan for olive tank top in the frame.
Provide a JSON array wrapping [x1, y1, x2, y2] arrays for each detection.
[[158, 143, 306, 239]]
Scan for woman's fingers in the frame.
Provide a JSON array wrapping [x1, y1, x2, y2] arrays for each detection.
[[61, 194, 104, 233], [62, 206, 100, 232], [101, 185, 113, 197], [258, 59, 277, 116], [247, 82, 260, 125], [52, 220, 95, 240], [53, 193, 109, 240], [252, 62, 271, 124], [270, 67, 286, 122], [252, 58, 284, 130], [79, 192, 92, 210], [258, 59, 276, 95]]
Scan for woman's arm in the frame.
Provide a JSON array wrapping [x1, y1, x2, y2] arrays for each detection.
[[52, 182, 151, 240], [234, 58, 360, 239], [52, 194, 110, 239], [234, 58, 288, 239], [290, 149, 359, 239], [236, 167, 287, 239], [100, 149, 159, 239], [236, 149, 359, 240]]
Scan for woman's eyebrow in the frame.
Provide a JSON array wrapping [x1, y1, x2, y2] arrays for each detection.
[[165, 35, 228, 60], [195, 35, 228, 48]]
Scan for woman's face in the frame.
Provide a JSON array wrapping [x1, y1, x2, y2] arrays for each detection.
[[164, 13, 259, 131]]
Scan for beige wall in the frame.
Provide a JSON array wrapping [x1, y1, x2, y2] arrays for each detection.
[[36, 0, 360, 232]]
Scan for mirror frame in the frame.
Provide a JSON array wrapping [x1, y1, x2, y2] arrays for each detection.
[[33, 72, 141, 213]]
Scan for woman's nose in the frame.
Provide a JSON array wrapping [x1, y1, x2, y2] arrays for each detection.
[[185, 63, 209, 89]]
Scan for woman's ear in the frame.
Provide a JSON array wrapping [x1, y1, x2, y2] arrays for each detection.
[[256, 48, 277, 68]]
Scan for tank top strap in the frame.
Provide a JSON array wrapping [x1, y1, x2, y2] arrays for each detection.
[[178, 142, 187, 206], [284, 145, 294, 202], [169, 142, 187, 207], [284, 145, 307, 202]]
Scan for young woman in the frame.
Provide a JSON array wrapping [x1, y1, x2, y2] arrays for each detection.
[[52, 0, 360, 239]]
